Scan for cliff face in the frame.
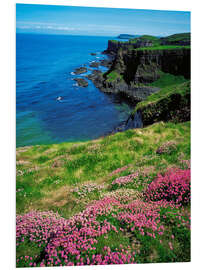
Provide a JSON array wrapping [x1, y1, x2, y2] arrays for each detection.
[[132, 80, 191, 129], [111, 48, 190, 83], [138, 92, 190, 126], [87, 33, 191, 119], [100, 47, 190, 102], [104, 41, 131, 54], [93, 34, 191, 130], [104, 40, 153, 55]]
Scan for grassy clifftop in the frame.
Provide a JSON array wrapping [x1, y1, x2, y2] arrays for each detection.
[[108, 33, 190, 52], [17, 121, 190, 216], [134, 73, 190, 126], [101, 33, 190, 101]]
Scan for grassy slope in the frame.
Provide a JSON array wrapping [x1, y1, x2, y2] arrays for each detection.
[[161, 32, 190, 43], [106, 70, 123, 82], [16, 121, 190, 217], [129, 35, 160, 45], [16, 121, 190, 265], [135, 73, 189, 110], [135, 45, 190, 51]]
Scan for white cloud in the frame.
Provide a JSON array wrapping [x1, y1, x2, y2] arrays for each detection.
[[16, 22, 78, 32]]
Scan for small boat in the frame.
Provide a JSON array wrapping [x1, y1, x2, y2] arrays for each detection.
[[56, 96, 62, 101]]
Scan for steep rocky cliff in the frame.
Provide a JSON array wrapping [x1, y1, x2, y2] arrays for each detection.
[[87, 33, 190, 128], [133, 79, 190, 126], [100, 47, 190, 101], [98, 33, 191, 102], [103, 39, 153, 55], [110, 47, 190, 82]]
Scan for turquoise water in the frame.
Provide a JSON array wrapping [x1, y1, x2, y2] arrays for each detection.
[[16, 34, 132, 147]]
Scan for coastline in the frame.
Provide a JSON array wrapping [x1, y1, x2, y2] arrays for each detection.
[[75, 33, 190, 134], [16, 33, 191, 148]]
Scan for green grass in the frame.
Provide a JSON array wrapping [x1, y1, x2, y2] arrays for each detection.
[[16, 120, 190, 265], [16, 121, 190, 216], [135, 74, 189, 111], [149, 72, 187, 88], [161, 32, 190, 43], [109, 33, 190, 52], [137, 35, 159, 41], [135, 45, 190, 51], [105, 70, 123, 82], [129, 35, 160, 45], [16, 239, 45, 260], [110, 40, 119, 43], [95, 230, 130, 254]]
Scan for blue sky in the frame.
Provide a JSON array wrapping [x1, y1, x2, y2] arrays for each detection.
[[16, 4, 190, 37]]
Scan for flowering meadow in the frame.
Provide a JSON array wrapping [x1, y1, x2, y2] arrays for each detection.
[[16, 121, 191, 266], [144, 168, 190, 205], [16, 167, 190, 267]]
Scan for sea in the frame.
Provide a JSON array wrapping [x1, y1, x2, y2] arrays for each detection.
[[16, 33, 133, 147]]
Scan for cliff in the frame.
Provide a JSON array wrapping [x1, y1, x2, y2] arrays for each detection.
[[104, 33, 190, 55], [87, 33, 191, 128], [104, 39, 154, 55], [134, 81, 190, 126], [110, 47, 190, 82], [100, 47, 190, 101], [98, 33, 190, 101]]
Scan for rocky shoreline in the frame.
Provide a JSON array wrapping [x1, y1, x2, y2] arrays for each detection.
[[71, 33, 190, 134], [74, 78, 88, 87]]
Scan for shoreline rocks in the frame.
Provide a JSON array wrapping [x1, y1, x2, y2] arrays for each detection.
[[99, 59, 113, 68], [86, 70, 104, 89], [86, 68, 160, 102], [89, 61, 100, 68], [74, 67, 87, 75], [74, 78, 88, 87]]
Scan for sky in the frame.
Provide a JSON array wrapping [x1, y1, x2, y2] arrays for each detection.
[[16, 4, 190, 37]]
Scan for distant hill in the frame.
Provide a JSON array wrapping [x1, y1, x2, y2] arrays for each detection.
[[160, 32, 190, 45], [117, 34, 137, 39]]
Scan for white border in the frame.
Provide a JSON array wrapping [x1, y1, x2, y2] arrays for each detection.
[[13, 0, 192, 11], [1, 0, 202, 269]]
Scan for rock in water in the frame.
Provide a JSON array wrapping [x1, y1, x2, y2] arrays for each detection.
[[74, 78, 88, 87], [89, 61, 100, 68], [86, 70, 104, 89], [74, 67, 87, 75], [99, 59, 113, 68]]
